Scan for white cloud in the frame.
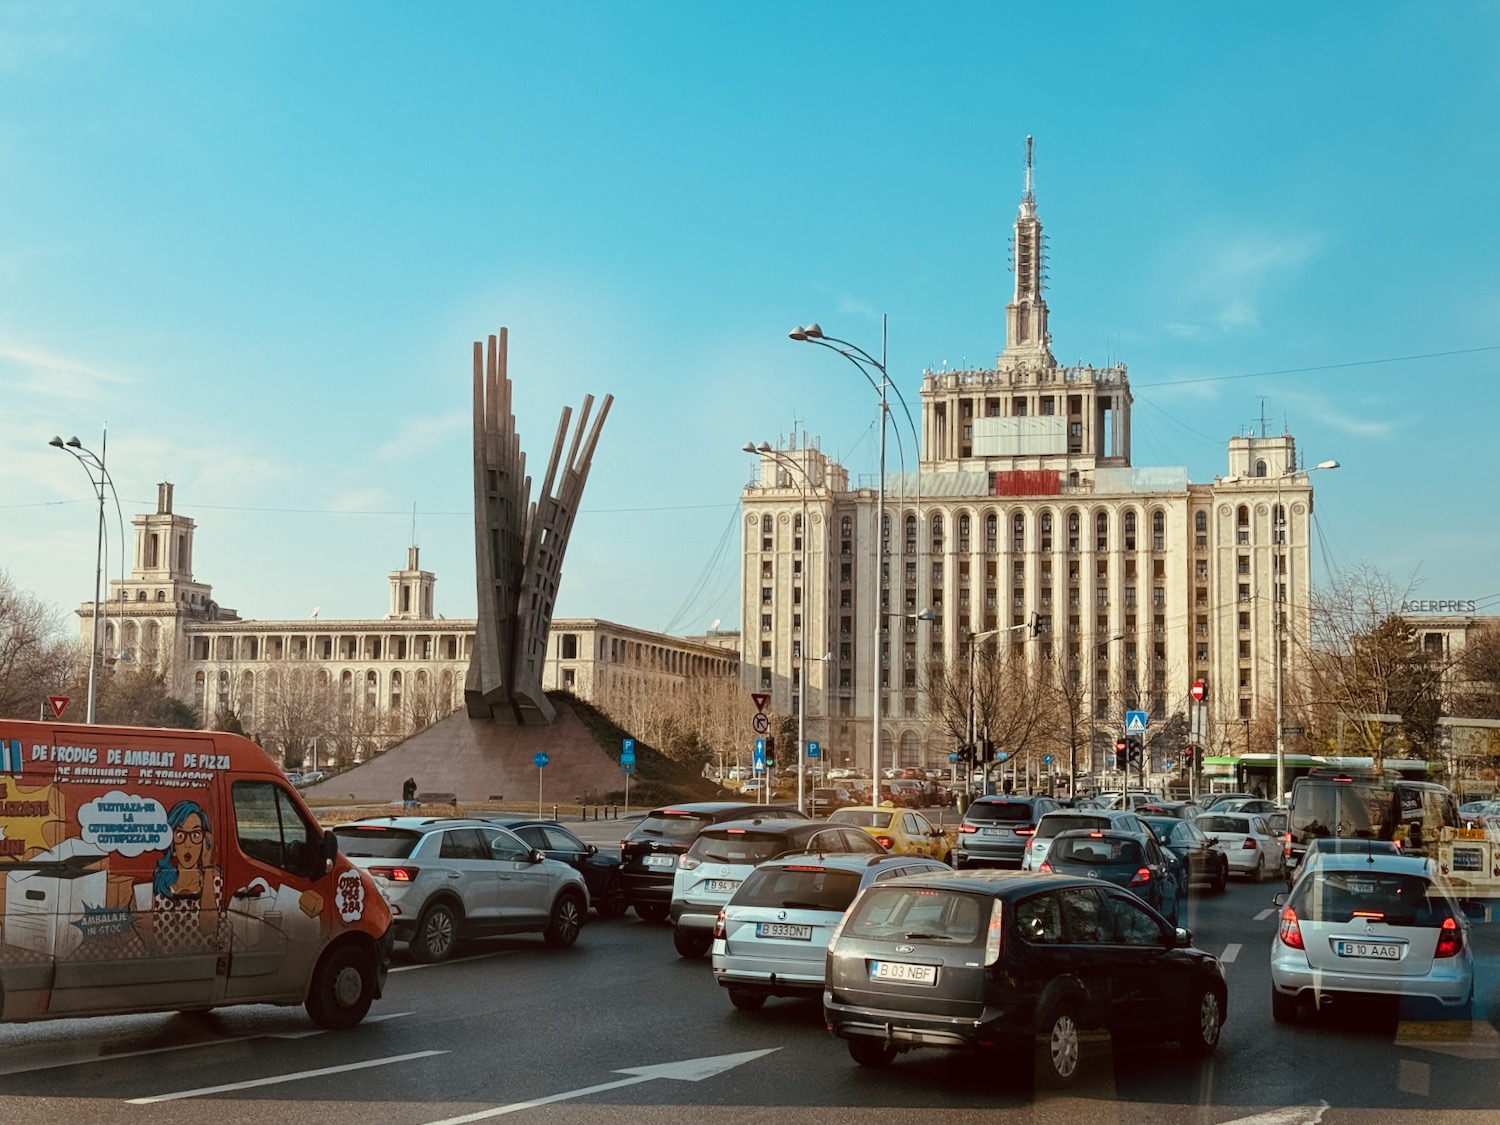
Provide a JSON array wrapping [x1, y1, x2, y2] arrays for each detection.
[[1156, 228, 1325, 341], [1279, 389, 1399, 440], [0, 339, 135, 400], [376, 411, 468, 460]]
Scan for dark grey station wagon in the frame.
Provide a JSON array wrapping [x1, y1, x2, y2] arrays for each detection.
[[823, 869, 1227, 1084]]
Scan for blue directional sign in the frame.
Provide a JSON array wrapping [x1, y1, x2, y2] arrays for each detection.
[[753, 738, 766, 773], [1163, 761, 1175, 771], [621, 738, 636, 764], [533, 751, 549, 768], [621, 761, 636, 775], [1125, 710, 1148, 735], [806, 741, 820, 760], [996, 751, 1010, 762], [1042, 754, 1053, 765], [948, 752, 959, 763]]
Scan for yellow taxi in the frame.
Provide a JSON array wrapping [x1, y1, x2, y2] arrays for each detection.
[[827, 806, 954, 864]]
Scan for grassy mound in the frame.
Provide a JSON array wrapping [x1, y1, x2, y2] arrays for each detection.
[[554, 691, 719, 806]]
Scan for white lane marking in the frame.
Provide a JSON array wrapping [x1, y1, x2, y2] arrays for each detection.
[[127, 1049, 446, 1103], [420, 1048, 779, 1125], [391, 950, 517, 973], [1254, 908, 1275, 921], [1398, 1059, 1431, 1096], [1215, 1102, 1330, 1125], [0, 1012, 411, 1077], [1221, 942, 1242, 963]]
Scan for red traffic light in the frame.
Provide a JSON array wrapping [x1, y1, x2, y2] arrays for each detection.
[[1114, 738, 1127, 753]]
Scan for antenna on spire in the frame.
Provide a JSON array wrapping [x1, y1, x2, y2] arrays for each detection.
[[1258, 397, 1269, 437], [410, 501, 418, 548], [1023, 135, 1035, 203]]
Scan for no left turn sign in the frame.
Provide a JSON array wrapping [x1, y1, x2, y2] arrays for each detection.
[[752, 713, 770, 734]]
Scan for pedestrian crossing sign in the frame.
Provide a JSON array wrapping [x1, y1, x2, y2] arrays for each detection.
[[1125, 710, 1148, 734]]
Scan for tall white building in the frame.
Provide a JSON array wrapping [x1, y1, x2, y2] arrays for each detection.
[[742, 140, 1322, 778]]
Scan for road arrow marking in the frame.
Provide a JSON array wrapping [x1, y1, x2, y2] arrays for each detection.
[[421, 1048, 780, 1125], [1214, 1103, 1330, 1125]]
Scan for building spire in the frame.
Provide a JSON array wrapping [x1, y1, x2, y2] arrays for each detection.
[[1003, 135, 1052, 365]]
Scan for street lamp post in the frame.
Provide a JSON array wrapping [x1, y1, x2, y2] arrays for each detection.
[[1273, 459, 1340, 801], [49, 430, 117, 724], [790, 318, 912, 796], [744, 441, 817, 815], [967, 629, 1000, 798]]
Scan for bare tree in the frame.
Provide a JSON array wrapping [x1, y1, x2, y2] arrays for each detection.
[[924, 637, 1052, 781], [0, 570, 75, 719]]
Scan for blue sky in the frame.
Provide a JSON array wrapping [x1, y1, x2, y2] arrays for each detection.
[[3, 2, 1498, 637]]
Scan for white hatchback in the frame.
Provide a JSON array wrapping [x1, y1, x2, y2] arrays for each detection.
[[1270, 853, 1476, 1021], [1196, 811, 1282, 880]]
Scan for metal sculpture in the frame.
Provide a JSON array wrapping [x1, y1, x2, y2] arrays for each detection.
[[465, 327, 612, 724]]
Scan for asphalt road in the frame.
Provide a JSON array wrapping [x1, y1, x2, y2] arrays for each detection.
[[0, 868, 1496, 1124]]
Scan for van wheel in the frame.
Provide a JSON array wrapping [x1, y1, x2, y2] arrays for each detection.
[[1037, 999, 1083, 1085], [673, 926, 712, 959], [1180, 982, 1224, 1057], [847, 1036, 897, 1068], [543, 892, 585, 949], [411, 902, 459, 963], [305, 944, 376, 1029], [728, 988, 765, 1011]]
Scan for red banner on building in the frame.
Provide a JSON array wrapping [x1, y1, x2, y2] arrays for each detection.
[[991, 470, 1060, 496]]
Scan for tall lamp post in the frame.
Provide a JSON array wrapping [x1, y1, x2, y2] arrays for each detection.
[[967, 629, 1001, 797], [790, 318, 921, 795], [1273, 459, 1340, 801], [49, 430, 117, 724], [744, 440, 818, 814]]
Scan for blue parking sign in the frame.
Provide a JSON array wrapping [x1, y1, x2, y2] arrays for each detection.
[[806, 741, 820, 759]]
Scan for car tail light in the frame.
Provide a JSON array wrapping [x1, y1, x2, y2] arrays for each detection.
[[1278, 906, 1305, 950], [1435, 916, 1462, 958], [1241, 839, 1257, 850], [1039, 862, 1053, 873], [1283, 833, 1292, 858], [1128, 867, 1151, 887], [959, 823, 979, 834], [712, 909, 726, 939], [984, 898, 1004, 965], [369, 865, 419, 882], [679, 855, 702, 871], [875, 835, 894, 849], [1015, 826, 1035, 837], [785, 864, 825, 872]]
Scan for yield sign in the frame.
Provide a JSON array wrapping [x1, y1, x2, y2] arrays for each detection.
[[48, 696, 69, 719], [750, 693, 770, 714]]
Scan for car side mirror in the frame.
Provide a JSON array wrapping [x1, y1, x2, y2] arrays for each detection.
[[1461, 900, 1487, 922], [1173, 927, 1193, 949], [322, 830, 339, 876], [1272, 891, 1287, 908], [528, 849, 546, 864], [586, 843, 598, 857], [1207, 837, 1219, 848]]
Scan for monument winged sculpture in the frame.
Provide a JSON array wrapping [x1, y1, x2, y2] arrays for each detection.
[[464, 327, 612, 725]]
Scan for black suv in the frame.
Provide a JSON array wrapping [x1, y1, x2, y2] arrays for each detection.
[[1284, 771, 1458, 884], [480, 817, 627, 917], [824, 869, 1226, 1083], [619, 802, 807, 922], [954, 795, 1061, 868]]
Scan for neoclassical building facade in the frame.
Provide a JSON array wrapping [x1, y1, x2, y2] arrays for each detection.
[[79, 484, 739, 763], [741, 143, 1323, 778]]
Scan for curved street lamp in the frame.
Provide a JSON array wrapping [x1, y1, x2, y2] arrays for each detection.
[[49, 430, 119, 723], [789, 318, 922, 788]]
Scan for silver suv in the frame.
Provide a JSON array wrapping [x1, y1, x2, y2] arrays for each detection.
[[332, 817, 589, 962]]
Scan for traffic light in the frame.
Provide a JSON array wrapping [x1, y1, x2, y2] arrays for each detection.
[[1126, 736, 1143, 766], [981, 738, 995, 763], [1113, 738, 1127, 767], [764, 736, 775, 767]]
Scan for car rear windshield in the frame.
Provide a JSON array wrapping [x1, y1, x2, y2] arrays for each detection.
[[1049, 836, 1142, 866], [689, 831, 791, 865], [965, 801, 1036, 823], [1291, 870, 1451, 926], [1289, 781, 1389, 841], [632, 812, 712, 840], [843, 886, 986, 945], [332, 826, 421, 858], [1197, 815, 1253, 835], [733, 866, 862, 911], [1036, 814, 1107, 839], [830, 810, 891, 829]]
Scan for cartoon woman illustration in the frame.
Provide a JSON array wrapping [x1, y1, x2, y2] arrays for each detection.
[[151, 799, 223, 950]]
